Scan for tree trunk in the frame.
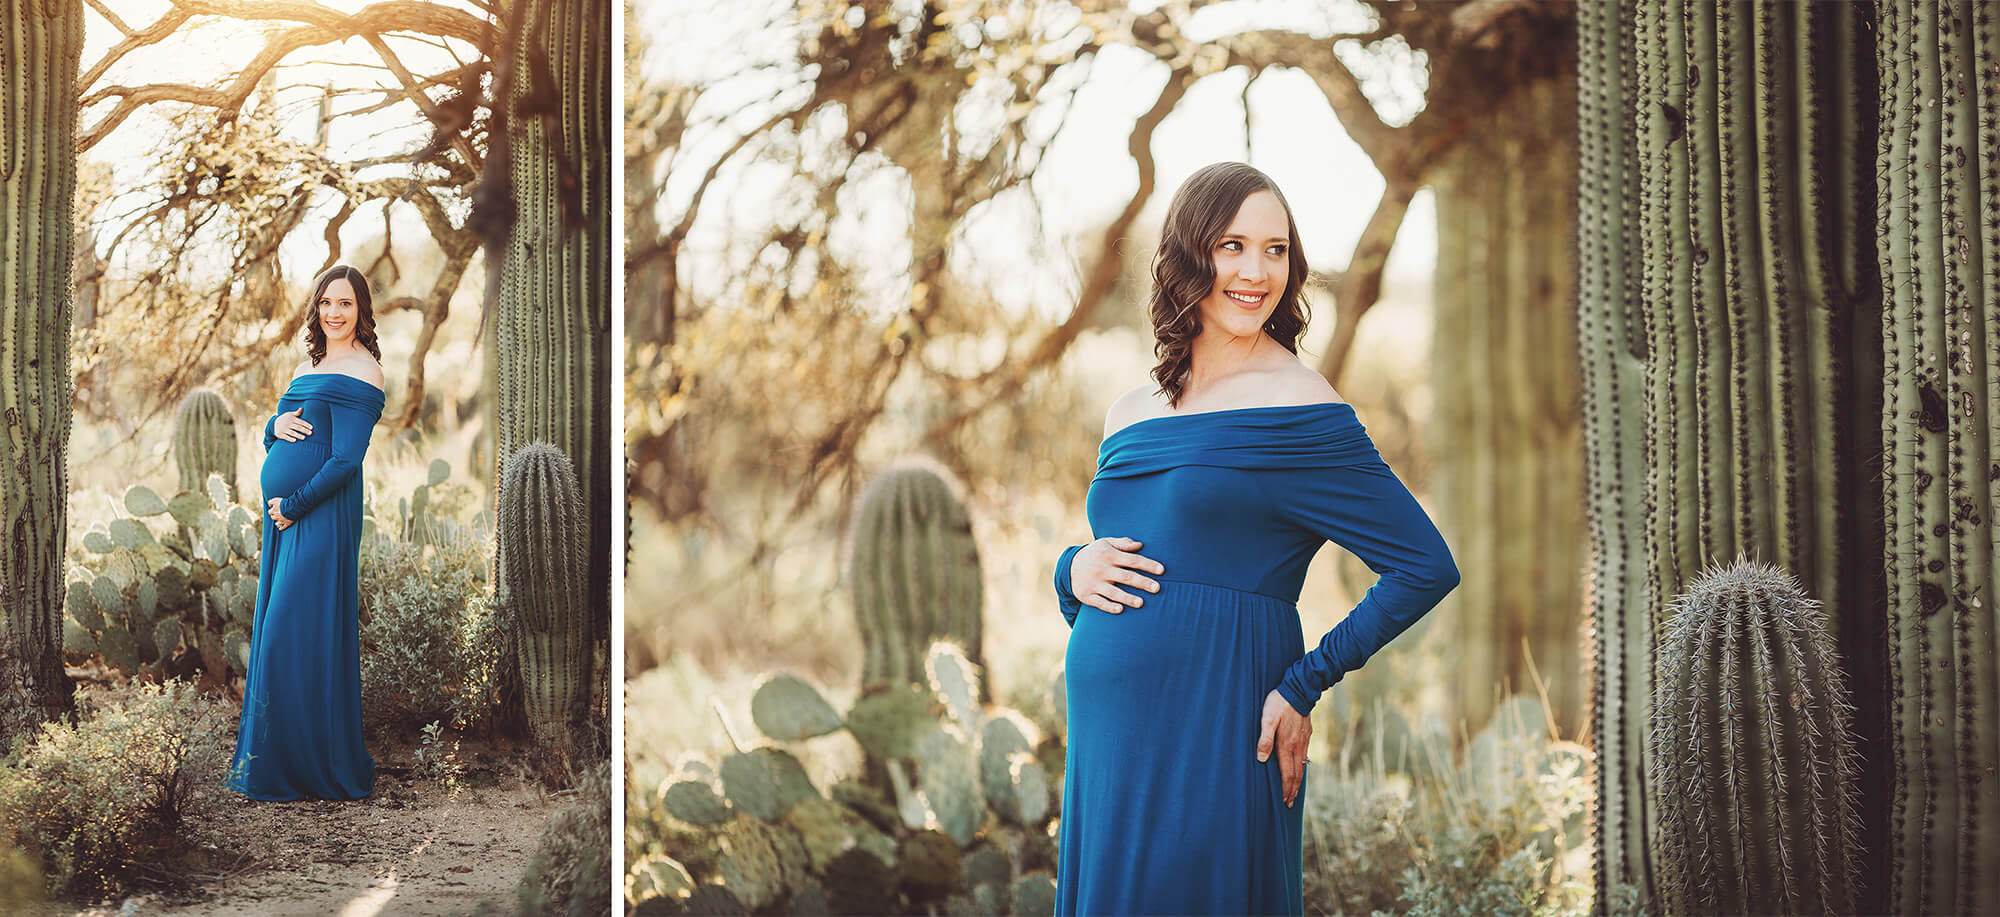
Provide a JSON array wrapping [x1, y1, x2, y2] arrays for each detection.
[[1427, 72, 1587, 737], [0, 0, 83, 747]]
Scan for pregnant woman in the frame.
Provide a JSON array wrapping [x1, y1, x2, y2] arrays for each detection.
[[225, 264, 385, 801], [1051, 162, 1460, 915]]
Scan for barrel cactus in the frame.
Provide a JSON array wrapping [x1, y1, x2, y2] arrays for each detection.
[[174, 388, 237, 499], [849, 466, 986, 700], [497, 441, 591, 753], [1649, 558, 1861, 915]]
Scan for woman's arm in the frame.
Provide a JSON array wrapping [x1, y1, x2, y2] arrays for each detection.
[[1053, 544, 1087, 628], [1269, 458, 1459, 717], [263, 412, 278, 450], [277, 401, 377, 521]]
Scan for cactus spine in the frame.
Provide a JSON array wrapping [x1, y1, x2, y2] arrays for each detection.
[[0, 0, 84, 747], [498, 442, 591, 752], [174, 388, 237, 498], [849, 466, 986, 699], [1649, 558, 1860, 915]]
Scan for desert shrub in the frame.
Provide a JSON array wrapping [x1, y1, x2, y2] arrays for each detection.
[[516, 760, 612, 916], [1301, 704, 1592, 917], [358, 526, 495, 729], [0, 681, 230, 898]]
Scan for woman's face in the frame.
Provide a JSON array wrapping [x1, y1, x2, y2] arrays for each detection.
[[317, 277, 359, 345], [1197, 189, 1291, 342]]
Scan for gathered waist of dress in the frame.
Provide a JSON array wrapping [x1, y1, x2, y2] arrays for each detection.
[[1149, 577, 1298, 609]]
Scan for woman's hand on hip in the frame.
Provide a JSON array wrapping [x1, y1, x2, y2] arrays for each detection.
[[1070, 536, 1163, 613], [1258, 689, 1312, 808], [272, 407, 312, 442], [266, 497, 294, 531]]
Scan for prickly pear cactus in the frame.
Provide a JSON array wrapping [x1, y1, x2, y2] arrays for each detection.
[[1649, 558, 1861, 915], [64, 485, 261, 681], [498, 442, 591, 752], [850, 466, 986, 699], [174, 389, 237, 499]]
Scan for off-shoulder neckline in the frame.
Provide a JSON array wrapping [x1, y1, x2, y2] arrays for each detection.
[[1103, 400, 1353, 444], [289, 371, 385, 394]]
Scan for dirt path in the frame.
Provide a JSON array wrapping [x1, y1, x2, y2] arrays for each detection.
[[29, 736, 561, 917]]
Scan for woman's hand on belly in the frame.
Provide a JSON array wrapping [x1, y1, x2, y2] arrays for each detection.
[[267, 497, 294, 531], [1070, 537, 1164, 613], [271, 408, 312, 442]]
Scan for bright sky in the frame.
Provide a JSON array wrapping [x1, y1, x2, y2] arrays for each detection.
[[639, 0, 1439, 345], [79, 0, 488, 288]]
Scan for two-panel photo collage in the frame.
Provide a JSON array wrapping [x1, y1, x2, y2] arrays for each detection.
[[4, 0, 1998, 915]]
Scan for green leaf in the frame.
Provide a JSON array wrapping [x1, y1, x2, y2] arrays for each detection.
[[136, 579, 158, 622], [63, 618, 99, 656], [153, 618, 184, 660], [109, 518, 154, 550], [427, 458, 450, 486], [99, 624, 139, 672], [66, 579, 103, 631], [124, 485, 168, 516], [91, 575, 130, 621], [224, 629, 251, 673], [82, 529, 115, 553], [205, 473, 230, 508], [751, 673, 844, 741], [167, 492, 213, 530]]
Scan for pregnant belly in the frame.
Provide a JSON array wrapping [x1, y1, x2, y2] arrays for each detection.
[[1064, 580, 1302, 700], [260, 440, 327, 500]]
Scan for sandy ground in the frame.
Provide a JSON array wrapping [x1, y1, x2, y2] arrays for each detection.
[[24, 734, 563, 917]]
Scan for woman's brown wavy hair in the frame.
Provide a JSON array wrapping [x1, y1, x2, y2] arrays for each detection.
[[302, 264, 382, 365], [1148, 162, 1311, 407]]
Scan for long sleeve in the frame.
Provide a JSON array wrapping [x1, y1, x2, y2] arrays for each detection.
[[263, 411, 279, 450], [1267, 458, 1459, 717], [1053, 544, 1087, 628], [277, 401, 376, 521]]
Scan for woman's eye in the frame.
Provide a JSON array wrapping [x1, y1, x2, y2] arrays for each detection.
[[1219, 240, 1240, 252], [1269, 246, 1287, 256]]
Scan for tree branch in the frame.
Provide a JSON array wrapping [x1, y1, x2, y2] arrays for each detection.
[[79, 2, 497, 152], [1213, 29, 1402, 170], [920, 64, 1194, 449], [1316, 178, 1416, 384]]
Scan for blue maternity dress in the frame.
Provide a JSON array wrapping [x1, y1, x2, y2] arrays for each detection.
[[225, 371, 382, 801], [1051, 402, 1459, 916]]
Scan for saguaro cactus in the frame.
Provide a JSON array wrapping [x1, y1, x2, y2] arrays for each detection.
[[1577, 1, 1886, 908], [1874, 3, 2000, 912], [0, 0, 84, 747], [498, 442, 590, 753], [174, 388, 237, 497], [1430, 69, 1586, 737], [488, 0, 612, 743], [848, 466, 985, 699], [1649, 558, 1861, 915]]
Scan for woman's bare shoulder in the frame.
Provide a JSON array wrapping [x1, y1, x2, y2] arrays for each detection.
[[1267, 361, 1343, 406], [1103, 383, 1164, 439], [309, 353, 386, 391]]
